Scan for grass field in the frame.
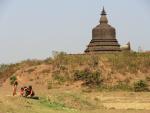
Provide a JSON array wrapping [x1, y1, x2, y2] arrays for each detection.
[[0, 86, 150, 113]]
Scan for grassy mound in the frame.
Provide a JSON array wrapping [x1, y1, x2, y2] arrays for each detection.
[[0, 52, 150, 91]]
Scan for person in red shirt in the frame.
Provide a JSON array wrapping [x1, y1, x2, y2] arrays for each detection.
[[20, 87, 24, 96]]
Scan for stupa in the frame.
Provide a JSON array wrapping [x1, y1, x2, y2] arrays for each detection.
[[85, 7, 121, 53]]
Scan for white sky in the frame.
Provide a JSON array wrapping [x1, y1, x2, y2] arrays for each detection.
[[0, 0, 150, 64]]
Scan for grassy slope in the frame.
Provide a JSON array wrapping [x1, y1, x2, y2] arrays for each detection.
[[1, 52, 150, 86], [0, 52, 150, 113]]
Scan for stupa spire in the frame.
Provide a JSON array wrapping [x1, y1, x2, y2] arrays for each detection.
[[100, 7, 108, 24], [101, 7, 107, 15]]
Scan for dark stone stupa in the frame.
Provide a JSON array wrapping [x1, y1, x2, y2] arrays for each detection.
[[85, 7, 121, 53]]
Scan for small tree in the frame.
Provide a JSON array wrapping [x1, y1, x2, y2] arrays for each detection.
[[10, 75, 17, 85], [134, 80, 149, 92], [74, 70, 103, 87]]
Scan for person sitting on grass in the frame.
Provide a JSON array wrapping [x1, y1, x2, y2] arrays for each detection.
[[28, 85, 35, 97], [20, 85, 39, 99], [25, 85, 35, 98], [20, 87, 24, 96]]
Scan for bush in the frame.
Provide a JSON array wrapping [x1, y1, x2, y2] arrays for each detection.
[[134, 80, 149, 92], [52, 71, 71, 84], [0, 64, 9, 73], [53, 74, 66, 83], [113, 82, 132, 91], [74, 70, 103, 87], [89, 55, 99, 68], [10, 75, 17, 85], [95, 83, 133, 92], [44, 57, 53, 64]]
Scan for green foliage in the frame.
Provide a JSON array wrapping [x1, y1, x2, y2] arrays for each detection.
[[9, 75, 17, 85], [59, 65, 67, 71], [74, 70, 103, 86], [0, 64, 19, 85], [53, 74, 66, 83], [88, 55, 99, 68], [52, 71, 71, 85], [46, 92, 95, 110], [134, 80, 149, 92], [40, 98, 66, 110], [0, 64, 9, 73]]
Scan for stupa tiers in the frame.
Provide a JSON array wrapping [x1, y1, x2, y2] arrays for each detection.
[[85, 8, 121, 53]]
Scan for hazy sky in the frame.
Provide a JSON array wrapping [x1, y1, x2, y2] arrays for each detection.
[[0, 0, 150, 64]]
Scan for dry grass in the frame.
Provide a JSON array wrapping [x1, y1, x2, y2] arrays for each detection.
[[0, 87, 150, 113], [1, 52, 150, 90], [0, 52, 150, 113]]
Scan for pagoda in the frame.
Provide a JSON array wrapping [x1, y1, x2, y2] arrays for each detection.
[[85, 7, 121, 53]]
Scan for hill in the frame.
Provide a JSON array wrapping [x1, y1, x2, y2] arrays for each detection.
[[0, 52, 150, 113], [1, 52, 150, 90]]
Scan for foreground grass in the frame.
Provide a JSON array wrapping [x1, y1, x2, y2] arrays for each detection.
[[1, 90, 150, 113], [0, 97, 150, 113], [0, 96, 77, 113]]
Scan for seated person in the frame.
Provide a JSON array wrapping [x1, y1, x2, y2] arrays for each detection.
[[25, 85, 35, 97], [20, 87, 24, 96]]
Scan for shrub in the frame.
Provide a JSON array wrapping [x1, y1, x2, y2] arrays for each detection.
[[74, 70, 103, 87], [52, 71, 70, 84], [96, 83, 133, 92], [44, 57, 53, 64], [59, 65, 67, 71], [53, 74, 66, 83], [10, 75, 17, 85], [52, 51, 69, 68], [0, 64, 9, 73], [89, 55, 99, 68], [134, 80, 149, 92], [113, 82, 132, 91]]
